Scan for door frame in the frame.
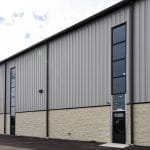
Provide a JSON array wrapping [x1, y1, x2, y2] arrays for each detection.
[[110, 95, 128, 144], [112, 111, 126, 144]]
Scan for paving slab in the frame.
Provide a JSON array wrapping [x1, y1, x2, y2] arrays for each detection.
[[101, 143, 129, 148]]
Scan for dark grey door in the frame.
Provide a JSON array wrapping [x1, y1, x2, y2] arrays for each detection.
[[10, 116, 15, 135], [113, 111, 126, 144]]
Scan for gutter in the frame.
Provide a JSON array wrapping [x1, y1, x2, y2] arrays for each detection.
[[129, 0, 134, 145], [4, 63, 7, 134]]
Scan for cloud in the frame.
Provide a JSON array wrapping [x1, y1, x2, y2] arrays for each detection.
[[0, 16, 6, 23], [25, 33, 31, 39], [12, 12, 24, 18], [0, 0, 121, 60], [11, 12, 24, 24], [33, 12, 47, 22], [0, 16, 12, 26]]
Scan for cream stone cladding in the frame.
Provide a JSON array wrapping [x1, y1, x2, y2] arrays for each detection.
[[16, 111, 46, 137], [0, 114, 4, 134], [126, 105, 131, 144], [133, 103, 150, 147], [6, 114, 10, 135], [49, 106, 111, 142]]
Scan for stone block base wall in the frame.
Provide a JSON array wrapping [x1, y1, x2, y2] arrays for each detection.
[[49, 106, 111, 143], [6, 114, 10, 135], [0, 114, 4, 134], [1, 104, 150, 147], [16, 111, 46, 137], [127, 105, 131, 144], [133, 103, 150, 146]]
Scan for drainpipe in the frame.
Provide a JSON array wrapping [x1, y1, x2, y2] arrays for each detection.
[[4, 63, 7, 134], [46, 41, 49, 138], [129, 0, 134, 145]]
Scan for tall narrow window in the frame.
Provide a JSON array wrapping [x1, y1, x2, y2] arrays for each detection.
[[10, 67, 16, 135], [112, 24, 126, 95], [112, 23, 126, 110], [112, 24, 126, 144]]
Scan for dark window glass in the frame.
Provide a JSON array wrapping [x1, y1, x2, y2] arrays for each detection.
[[113, 60, 126, 77], [113, 25, 126, 44], [11, 87, 16, 98], [113, 76, 126, 94], [113, 94, 125, 111], [11, 97, 16, 107], [11, 78, 16, 88], [11, 68, 16, 79], [10, 117, 15, 126], [11, 107, 16, 116], [10, 67, 16, 135], [113, 42, 126, 60]]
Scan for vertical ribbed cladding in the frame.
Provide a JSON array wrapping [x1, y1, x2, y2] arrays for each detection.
[[0, 4, 132, 114], [1, 0, 149, 113], [133, 0, 150, 103], [128, 0, 148, 145], [0, 64, 6, 134], [6, 44, 47, 113], [48, 6, 130, 110], [145, 0, 150, 102], [0, 64, 5, 114]]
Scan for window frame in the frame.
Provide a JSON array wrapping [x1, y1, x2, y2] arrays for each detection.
[[112, 59, 126, 78], [10, 67, 16, 116], [112, 24, 126, 45], [112, 42, 126, 61], [113, 94, 125, 111], [111, 23, 127, 95], [112, 76, 126, 95]]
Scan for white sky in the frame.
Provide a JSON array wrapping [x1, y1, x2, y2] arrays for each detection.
[[0, 0, 121, 61]]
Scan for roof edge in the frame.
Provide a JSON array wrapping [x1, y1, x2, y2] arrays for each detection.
[[0, 0, 131, 64]]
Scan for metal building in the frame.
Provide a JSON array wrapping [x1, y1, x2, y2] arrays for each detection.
[[0, 0, 150, 147]]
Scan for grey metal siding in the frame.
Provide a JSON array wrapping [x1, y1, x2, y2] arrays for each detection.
[[2, 0, 149, 112], [0, 0, 149, 114], [133, 0, 150, 103], [0, 64, 5, 113], [48, 6, 130, 109], [6, 45, 47, 113]]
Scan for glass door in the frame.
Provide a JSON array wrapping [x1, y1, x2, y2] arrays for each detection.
[[113, 111, 126, 144]]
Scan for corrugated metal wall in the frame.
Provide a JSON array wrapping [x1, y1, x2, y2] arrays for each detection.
[[0, 0, 149, 112], [0, 64, 5, 113], [6, 45, 47, 113], [48, 6, 130, 109], [133, 0, 150, 103]]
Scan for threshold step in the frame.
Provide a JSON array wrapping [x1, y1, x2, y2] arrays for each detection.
[[100, 143, 129, 149]]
